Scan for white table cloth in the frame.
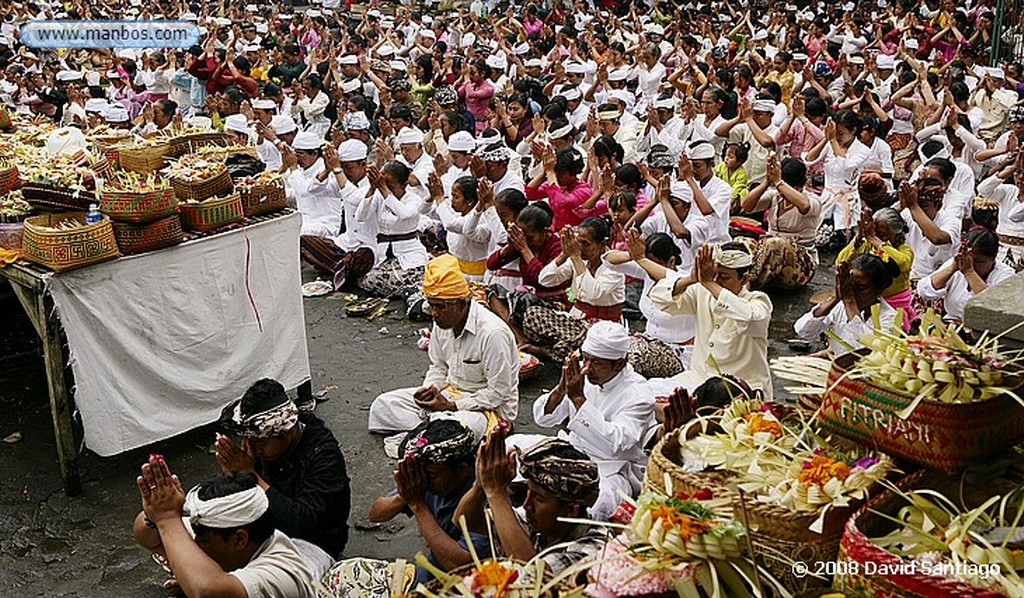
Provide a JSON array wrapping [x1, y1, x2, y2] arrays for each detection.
[[43, 212, 311, 456]]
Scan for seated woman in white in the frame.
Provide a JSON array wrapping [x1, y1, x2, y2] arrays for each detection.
[[917, 227, 1017, 323]]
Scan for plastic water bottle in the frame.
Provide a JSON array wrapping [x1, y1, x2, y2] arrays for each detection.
[[85, 204, 102, 224]]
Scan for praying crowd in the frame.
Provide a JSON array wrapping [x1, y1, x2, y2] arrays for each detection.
[[5, 0, 1024, 593]]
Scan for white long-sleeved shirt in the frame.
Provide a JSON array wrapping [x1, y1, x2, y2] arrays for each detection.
[[355, 188, 429, 269], [422, 201, 494, 270], [533, 364, 653, 480], [794, 300, 898, 355], [649, 279, 774, 400], [606, 261, 694, 345], [293, 91, 330, 136], [332, 176, 377, 254], [916, 259, 1017, 322], [903, 206, 961, 280], [538, 256, 626, 319], [286, 158, 342, 238], [256, 139, 283, 173], [806, 139, 871, 231], [978, 175, 1024, 260], [692, 174, 734, 244], [423, 300, 520, 422]]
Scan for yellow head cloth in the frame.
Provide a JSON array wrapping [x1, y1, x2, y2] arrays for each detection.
[[422, 254, 470, 299]]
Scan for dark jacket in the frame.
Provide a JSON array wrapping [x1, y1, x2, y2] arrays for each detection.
[[256, 411, 351, 558]]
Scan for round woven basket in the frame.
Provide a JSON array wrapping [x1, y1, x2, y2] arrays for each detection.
[[100, 186, 178, 223], [22, 212, 119, 272], [118, 141, 174, 174], [170, 168, 234, 203], [0, 164, 20, 195], [642, 425, 733, 497], [238, 179, 287, 217], [112, 214, 184, 255], [179, 193, 244, 233], [169, 131, 230, 158]]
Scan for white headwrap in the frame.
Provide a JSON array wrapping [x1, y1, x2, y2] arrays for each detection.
[[752, 99, 776, 113], [338, 139, 368, 161], [713, 244, 753, 269], [581, 321, 630, 360], [447, 131, 476, 153], [185, 485, 269, 529], [224, 114, 249, 134], [688, 141, 716, 161], [292, 131, 324, 150], [396, 126, 424, 144]]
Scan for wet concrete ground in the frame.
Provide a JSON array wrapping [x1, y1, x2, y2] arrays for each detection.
[[0, 259, 829, 596]]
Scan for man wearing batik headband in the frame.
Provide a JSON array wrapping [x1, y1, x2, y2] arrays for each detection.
[[213, 379, 351, 569], [583, 102, 638, 164], [454, 433, 607, 575], [368, 419, 491, 586], [475, 141, 526, 195], [649, 242, 774, 400], [133, 460, 316, 597]]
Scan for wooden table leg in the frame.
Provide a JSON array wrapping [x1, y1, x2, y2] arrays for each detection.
[[37, 292, 82, 497]]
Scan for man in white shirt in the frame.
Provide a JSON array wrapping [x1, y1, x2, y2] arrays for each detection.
[[679, 140, 733, 244], [369, 255, 520, 439], [529, 321, 654, 520], [255, 114, 297, 173], [649, 242, 774, 400], [132, 458, 316, 598], [284, 132, 343, 238], [478, 142, 526, 195]]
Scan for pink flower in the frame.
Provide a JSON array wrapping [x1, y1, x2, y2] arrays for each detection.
[[414, 437, 429, 448]]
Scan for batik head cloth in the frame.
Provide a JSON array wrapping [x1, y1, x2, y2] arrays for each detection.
[[519, 439, 599, 506], [401, 420, 477, 464]]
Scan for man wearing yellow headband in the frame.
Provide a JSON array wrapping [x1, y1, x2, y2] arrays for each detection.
[[649, 242, 774, 400], [368, 255, 520, 438]]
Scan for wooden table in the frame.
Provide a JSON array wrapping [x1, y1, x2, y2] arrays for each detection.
[[2, 260, 81, 495], [2, 210, 312, 496]]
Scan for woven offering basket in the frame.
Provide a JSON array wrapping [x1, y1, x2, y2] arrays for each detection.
[[0, 220, 24, 250], [118, 141, 173, 174], [416, 560, 563, 597], [820, 352, 1024, 473], [642, 424, 734, 497], [112, 214, 183, 255], [22, 212, 119, 272], [22, 182, 96, 211], [238, 178, 287, 217], [178, 193, 243, 232], [0, 164, 19, 195], [833, 468, 1023, 597], [170, 168, 234, 203], [169, 131, 230, 157], [100, 186, 178, 223]]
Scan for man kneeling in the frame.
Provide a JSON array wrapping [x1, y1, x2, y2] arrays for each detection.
[[132, 456, 316, 597]]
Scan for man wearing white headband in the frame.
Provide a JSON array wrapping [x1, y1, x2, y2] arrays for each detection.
[[133, 459, 316, 597], [679, 140, 734, 244], [642, 95, 686, 156], [528, 320, 654, 520], [584, 102, 638, 164], [649, 242, 774, 400], [255, 114, 298, 173], [284, 131, 343, 238], [713, 96, 779, 185]]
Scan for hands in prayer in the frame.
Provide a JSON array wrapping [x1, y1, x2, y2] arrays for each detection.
[[215, 433, 255, 474], [137, 455, 186, 525]]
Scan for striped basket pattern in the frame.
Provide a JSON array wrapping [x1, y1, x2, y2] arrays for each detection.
[[112, 214, 184, 255], [22, 212, 119, 272], [170, 168, 234, 202], [179, 193, 243, 232], [118, 141, 174, 174], [0, 164, 20, 195], [22, 183, 97, 211], [820, 353, 1024, 473], [100, 186, 178, 223]]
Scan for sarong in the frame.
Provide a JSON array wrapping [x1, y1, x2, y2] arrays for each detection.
[[749, 236, 818, 290], [627, 335, 684, 379], [882, 288, 915, 331], [521, 305, 588, 362], [359, 258, 424, 298]]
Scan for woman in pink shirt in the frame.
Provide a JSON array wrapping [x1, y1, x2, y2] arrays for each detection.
[[458, 60, 495, 134], [525, 146, 594, 229], [522, 5, 544, 37]]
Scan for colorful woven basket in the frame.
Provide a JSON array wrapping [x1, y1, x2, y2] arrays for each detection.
[[0, 221, 24, 250], [178, 193, 244, 232], [834, 469, 1019, 597], [22, 212, 119, 272], [820, 352, 1024, 473], [238, 178, 287, 217], [112, 214, 184, 255], [100, 186, 178, 223], [118, 141, 173, 174], [170, 168, 234, 202], [22, 182, 97, 211]]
